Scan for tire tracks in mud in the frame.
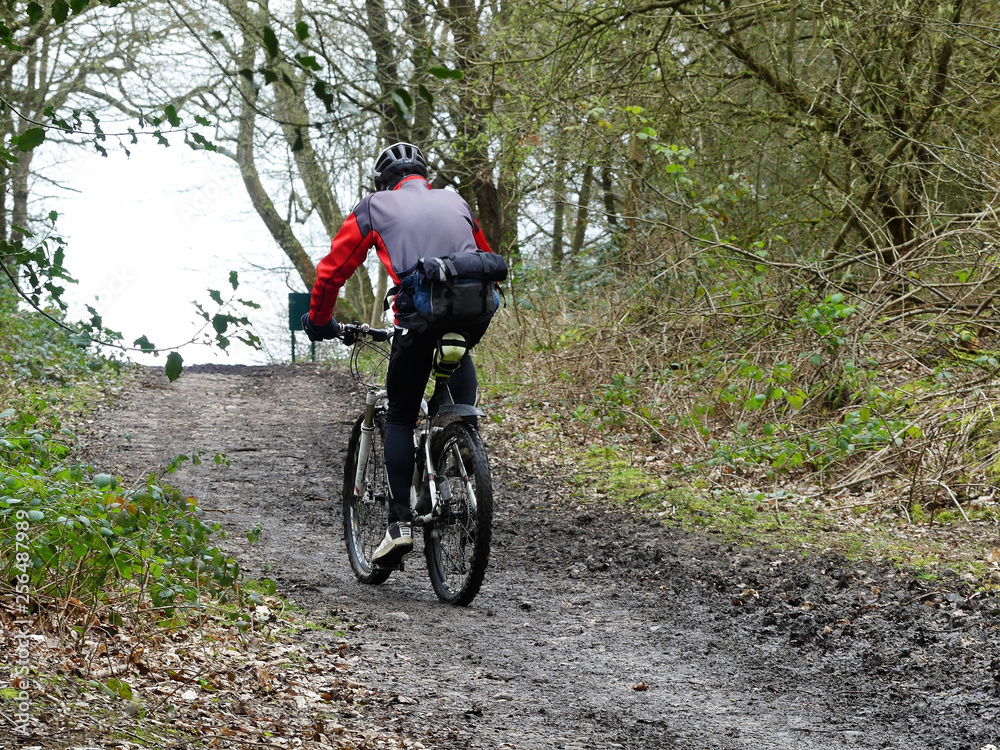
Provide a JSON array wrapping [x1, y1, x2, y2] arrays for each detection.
[[83, 365, 1000, 750]]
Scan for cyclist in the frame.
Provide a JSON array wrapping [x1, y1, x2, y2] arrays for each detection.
[[301, 142, 495, 568]]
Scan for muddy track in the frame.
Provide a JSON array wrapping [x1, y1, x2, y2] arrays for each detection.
[[82, 364, 1000, 750]]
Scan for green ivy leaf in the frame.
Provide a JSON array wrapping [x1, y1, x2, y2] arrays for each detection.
[[133, 335, 156, 352], [262, 26, 279, 59], [164, 104, 181, 127], [391, 88, 413, 121], [187, 132, 217, 152], [295, 54, 322, 71], [229, 271, 239, 290], [295, 20, 309, 40], [208, 289, 223, 305], [313, 80, 335, 112], [15, 127, 45, 151], [165, 352, 183, 382], [26, 2, 43, 25], [52, 0, 69, 23], [428, 65, 464, 80]]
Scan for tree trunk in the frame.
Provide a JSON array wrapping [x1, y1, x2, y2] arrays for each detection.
[[365, 0, 406, 144], [234, 19, 316, 290], [552, 169, 566, 269], [404, 0, 432, 147], [570, 164, 594, 257], [601, 167, 618, 229], [447, 0, 503, 249], [498, 153, 521, 261]]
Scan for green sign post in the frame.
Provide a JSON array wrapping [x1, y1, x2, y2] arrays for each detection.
[[288, 292, 315, 363]]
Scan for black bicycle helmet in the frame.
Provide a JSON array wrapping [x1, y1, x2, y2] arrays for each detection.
[[373, 142, 429, 191]]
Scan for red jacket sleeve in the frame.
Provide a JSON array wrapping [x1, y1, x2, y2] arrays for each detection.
[[309, 212, 373, 326], [472, 222, 492, 253]]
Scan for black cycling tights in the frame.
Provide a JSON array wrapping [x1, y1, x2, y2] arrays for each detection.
[[383, 323, 489, 524]]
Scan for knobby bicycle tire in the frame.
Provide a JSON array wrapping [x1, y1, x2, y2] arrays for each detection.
[[424, 422, 493, 605], [343, 412, 392, 585]]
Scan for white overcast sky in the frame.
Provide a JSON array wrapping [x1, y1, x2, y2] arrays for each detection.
[[51, 142, 317, 366]]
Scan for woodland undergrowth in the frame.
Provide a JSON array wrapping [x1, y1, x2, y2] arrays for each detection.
[[481, 231, 1000, 582], [0, 288, 252, 646], [1, 290, 414, 748]]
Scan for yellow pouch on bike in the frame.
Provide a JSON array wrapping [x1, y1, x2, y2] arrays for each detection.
[[432, 332, 468, 378]]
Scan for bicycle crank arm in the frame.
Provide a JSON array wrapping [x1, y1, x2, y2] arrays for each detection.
[[410, 512, 433, 527]]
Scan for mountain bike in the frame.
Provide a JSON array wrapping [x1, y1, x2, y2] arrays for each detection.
[[338, 323, 494, 606]]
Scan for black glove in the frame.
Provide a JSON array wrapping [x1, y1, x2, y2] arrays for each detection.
[[301, 313, 339, 342]]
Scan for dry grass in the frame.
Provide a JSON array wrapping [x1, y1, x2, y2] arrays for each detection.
[[479, 237, 1000, 545]]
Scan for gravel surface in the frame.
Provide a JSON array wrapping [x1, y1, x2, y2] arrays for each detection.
[[82, 364, 1000, 750]]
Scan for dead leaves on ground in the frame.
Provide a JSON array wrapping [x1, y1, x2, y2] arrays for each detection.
[[2, 597, 423, 749]]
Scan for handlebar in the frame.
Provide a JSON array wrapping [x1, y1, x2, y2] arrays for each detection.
[[335, 321, 393, 343]]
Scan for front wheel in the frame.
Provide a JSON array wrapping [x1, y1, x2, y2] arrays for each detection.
[[343, 412, 392, 584], [424, 422, 493, 605]]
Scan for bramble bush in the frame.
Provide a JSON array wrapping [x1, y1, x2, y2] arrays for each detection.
[[482, 153, 1000, 518], [1, 295, 245, 638]]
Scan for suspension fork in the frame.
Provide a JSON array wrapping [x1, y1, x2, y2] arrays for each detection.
[[353, 389, 386, 497]]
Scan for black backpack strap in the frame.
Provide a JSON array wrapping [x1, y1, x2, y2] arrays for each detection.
[[383, 284, 400, 312]]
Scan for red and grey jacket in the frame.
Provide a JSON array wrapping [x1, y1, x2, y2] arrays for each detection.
[[309, 175, 492, 326]]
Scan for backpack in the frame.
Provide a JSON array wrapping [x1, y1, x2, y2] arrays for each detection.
[[389, 250, 507, 331]]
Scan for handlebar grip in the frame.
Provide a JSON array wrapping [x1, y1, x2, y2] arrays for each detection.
[[338, 323, 392, 343]]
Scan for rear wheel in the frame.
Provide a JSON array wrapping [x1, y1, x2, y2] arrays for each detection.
[[424, 422, 493, 605], [343, 412, 392, 584]]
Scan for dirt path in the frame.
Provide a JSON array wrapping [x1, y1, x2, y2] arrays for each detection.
[[83, 365, 1000, 750]]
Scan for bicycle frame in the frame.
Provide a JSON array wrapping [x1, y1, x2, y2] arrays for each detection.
[[353, 387, 387, 500], [411, 389, 484, 527], [343, 324, 484, 527], [339, 321, 495, 602]]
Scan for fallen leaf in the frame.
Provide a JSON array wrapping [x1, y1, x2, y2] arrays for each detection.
[[632, 682, 649, 691]]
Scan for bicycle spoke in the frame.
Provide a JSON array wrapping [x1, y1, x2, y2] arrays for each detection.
[[343, 413, 391, 585], [424, 423, 493, 605]]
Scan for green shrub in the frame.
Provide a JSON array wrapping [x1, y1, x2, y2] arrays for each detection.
[[1, 303, 243, 636]]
